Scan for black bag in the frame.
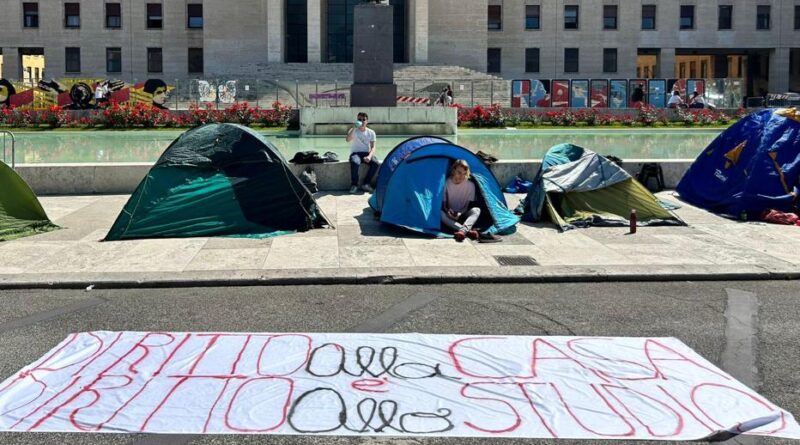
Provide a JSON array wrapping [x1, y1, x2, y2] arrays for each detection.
[[637, 162, 665, 193], [290, 150, 323, 164], [299, 167, 318, 193], [322, 151, 339, 162], [476, 150, 499, 165]]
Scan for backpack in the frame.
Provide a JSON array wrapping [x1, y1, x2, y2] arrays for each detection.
[[290, 150, 323, 164], [637, 162, 665, 193], [299, 167, 318, 193]]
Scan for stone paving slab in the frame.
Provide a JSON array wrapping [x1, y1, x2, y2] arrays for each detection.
[[0, 191, 798, 288]]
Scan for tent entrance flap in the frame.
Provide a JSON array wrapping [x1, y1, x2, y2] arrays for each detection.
[[381, 158, 449, 232]]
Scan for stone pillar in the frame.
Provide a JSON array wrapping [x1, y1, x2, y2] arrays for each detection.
[[658, 48, 676, 79], [769, 48, 791, 93], [351, 4, 397, 107], [267, 0, 285, 63], [410, 0, 428, 64], [2, 47, 21, 81], [307, 0, 323, 63]]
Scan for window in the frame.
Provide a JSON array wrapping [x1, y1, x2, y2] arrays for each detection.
[[757, 5, 770, 30], [65, 47, 81, 73], [286, 0, 308, 62], [603, 48, 617, 73], [641, 5, 656, 29], [188, 48, 204, 73], [701, 60, 708, 78], [147, 3, 163, 29], [187, 4, 203, 28], [796, 5, 800, 30], [487, 48, 501, 73], [106, 3, 122, 29], [718, 5, 732, 30], [564, 5, 579, 29], [680, 5, 694, 30], [147, 48, 163, 73], [525, 48, 540, 73], [488, 5, 502, 30], [64, 3, 80, 28], [23, 3, 38, 28], [564, 48, 579, 73], [689, 61, 697, 78], [106, 48, 122, 73], [525, 5, 540, 30], [603, 5, 618, 30]]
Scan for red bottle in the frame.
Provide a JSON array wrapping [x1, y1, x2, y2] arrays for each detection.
[[630, 209, 637, 234]]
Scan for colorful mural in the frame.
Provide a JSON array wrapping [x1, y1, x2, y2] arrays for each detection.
[[0, 78, 173, 109]]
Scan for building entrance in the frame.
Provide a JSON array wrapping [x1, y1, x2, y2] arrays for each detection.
[[325, 0, 406, 63]]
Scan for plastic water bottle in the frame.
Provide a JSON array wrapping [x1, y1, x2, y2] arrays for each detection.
[[630, 209, 637, 234]]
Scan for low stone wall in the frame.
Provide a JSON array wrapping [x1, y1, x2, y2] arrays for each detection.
[[300, 107, 457, 135], [17, 159, 692, 196]]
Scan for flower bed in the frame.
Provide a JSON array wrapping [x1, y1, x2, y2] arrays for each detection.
[[0, 102, 293, 129]]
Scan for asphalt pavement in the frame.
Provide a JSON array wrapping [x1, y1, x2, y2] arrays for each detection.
[[0, 281, 798, 444]]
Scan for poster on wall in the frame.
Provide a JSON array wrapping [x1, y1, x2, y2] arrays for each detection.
[[629, 79, 647, 108], [687, 79, 706, 97], [531, 80, 551, 107], [609, 80, 628, 109], [648, 79, 667, 108], [551, 80, 570, 108], [0, 78, 172, 110], [511, 79, 532, 107], [570, 80, 589, 108], [590, 80, 609, 108]]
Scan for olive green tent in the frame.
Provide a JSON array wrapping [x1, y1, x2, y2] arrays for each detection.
[[517, 143, 683, 231], [105, 124, 330, 241], [0, 161, 58, 241]]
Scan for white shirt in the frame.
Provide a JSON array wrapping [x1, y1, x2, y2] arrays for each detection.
[[667, 95, 683, 106], [444, 178, 476, 214], [351, 128, 376, 154]]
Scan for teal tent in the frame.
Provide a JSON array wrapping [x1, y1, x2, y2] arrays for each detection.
[[0, 161, 58, 241], [105, 124, 330, 241]]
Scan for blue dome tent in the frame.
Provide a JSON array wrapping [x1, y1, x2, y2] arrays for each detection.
[[677, 108, 800, 219], [370, 142, 519, 237]]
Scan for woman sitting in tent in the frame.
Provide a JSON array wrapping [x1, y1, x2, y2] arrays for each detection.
[[442, 160, 481, 242]]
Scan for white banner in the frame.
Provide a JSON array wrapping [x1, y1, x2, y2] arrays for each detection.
[[0, 332, 797, 439]]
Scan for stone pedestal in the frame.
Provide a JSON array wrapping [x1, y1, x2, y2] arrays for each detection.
[[351, 3, 397, 107]]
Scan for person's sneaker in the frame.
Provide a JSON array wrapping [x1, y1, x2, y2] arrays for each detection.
[[361, 184, 374, 193], [478, 232, 503, 243], [454, 231, 466, 242], [349, 185, 359, 194], [466, 230, 479, 240]]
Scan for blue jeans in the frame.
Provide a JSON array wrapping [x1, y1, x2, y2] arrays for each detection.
[[349, 152, 380, 186]]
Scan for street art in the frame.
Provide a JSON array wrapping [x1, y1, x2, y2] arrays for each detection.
[[590, 80, 609, 108], [570, 80, 589, 108], [551, 80, 570, 108], [0, 78, 172, 110], [1, 332, 798, 439], [648, 79, 667, 108], [609, 80, 628, 109]]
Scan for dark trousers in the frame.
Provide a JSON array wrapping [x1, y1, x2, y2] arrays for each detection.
[[349, 152, 379, 186]]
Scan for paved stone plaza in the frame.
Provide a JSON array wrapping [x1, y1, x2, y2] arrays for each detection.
[[2, 191, 800, 288]]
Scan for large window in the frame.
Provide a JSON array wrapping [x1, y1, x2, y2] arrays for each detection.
[[603, 5, 618, 30], [23, 3, 38, 28], [564, 48, 579, 73], [65, 47, 81, 73], [488, 5, 502, 30], [188, 4, 203, 28], [796, 5, 800, 30], [718, 5, 732, 30], [487, 48, 501, 73], [286, 0, 308, 62], [525, 5, 540, 30], [757, 5, 770, 30], [147, 3, 163, 29], [147, 48, 163, 73], [564, 5, 579, 29], [391, 0, 407, 63], [603, 48, 617, 73], [641, 5, 656, 30], [188, 48, 203, 73], [64, 3, 80, 28], [106, 48, 122, 73], [680, 5, 694, 30], [525, 48, 540, 73], [106, 3, 122, 29]]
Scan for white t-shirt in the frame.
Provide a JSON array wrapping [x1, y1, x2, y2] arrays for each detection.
[[444, 178, 476, 214], [351, 128, 376, 154], [667, 95, 683, 106]]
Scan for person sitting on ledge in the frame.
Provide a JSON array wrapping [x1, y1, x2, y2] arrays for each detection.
[[345, 112, 380, 194]]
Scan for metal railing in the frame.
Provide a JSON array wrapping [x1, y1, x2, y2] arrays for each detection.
[[1, 131, 15, 169]]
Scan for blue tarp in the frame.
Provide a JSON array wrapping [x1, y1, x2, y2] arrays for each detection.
[[373, 142, 519, 237], [677, 108, 800, 218]]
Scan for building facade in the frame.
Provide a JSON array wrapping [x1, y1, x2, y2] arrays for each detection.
[[0, 0, 798, 95]]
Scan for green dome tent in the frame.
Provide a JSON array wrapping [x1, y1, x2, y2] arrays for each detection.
[[517, 143, 684, 231], [105, 124, 330, 241], [0, 161, 58, 241]]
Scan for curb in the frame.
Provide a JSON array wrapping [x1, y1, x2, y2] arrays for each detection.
[[1, 265, 799, 289]]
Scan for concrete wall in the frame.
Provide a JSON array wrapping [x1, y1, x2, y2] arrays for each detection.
[[427, 0, 488, 72], [299, 107, 457, 135]]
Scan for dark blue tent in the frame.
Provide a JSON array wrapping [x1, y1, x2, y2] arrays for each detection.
[[677, 108, 800, 219], [370, 142, 519, 236]]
